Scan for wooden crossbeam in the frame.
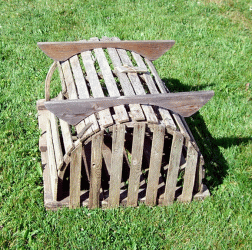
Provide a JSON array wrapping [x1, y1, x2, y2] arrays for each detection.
[[44, 91, 214, 125], [37, 40, 175, 61]]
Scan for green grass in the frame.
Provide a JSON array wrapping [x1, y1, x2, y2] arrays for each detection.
[[0, 0, 251, 248]]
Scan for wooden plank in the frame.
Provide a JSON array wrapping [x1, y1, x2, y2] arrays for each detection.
[[127, 123, 146, 207], [194, 154, 204, 193], [145, 125, 165, 205], [44, 91, 214, 126], [46, 119, 58, 201], [102, 37, 145, 121], [81, 50, 114, 127], [108, 124, 125, 208], [37, 100, 49, 152], [61, 60, 78, 99], [57, 93, 74, 155], [69, 55, 99, 135], [57, 61, 67, 95], [38, 40, 175, 61], [50, 112, 64, 170], [92, 37, 129, 123], [132, 52, 176, 129], [89, 130, 104, 208], [60, 60, 87, 134], [115, 44, 158, 124], [163, 131, 184, 205], [144, 59, 168, 94], [179, 142, 198, 202], [69, 145, 82, 209]]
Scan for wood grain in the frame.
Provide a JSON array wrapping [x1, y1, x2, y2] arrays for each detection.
[[145, 125, 165, 206], [69, 145, 82, 209], [44, 91, 214, 125], [132, 52, 176, 129], [179, 142, 198, 202], [92, 37, 129, 123], [163, 131, 184, 205], [108, 124, 125, 208], [81, 49, 114, 127], [103, 37, 145, 121], [89, 130, 104, 208], [127, 123, 146, 207], [38, 40, 175, 61], [46, 118, 58, 201]]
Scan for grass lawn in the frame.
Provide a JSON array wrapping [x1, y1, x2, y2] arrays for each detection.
[[0, 0, 251, 249]]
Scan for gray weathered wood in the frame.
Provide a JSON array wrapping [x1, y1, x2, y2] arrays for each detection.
[[50, 112, 64, 170], [115, 40, 158, 124], [69, 145, 82, 209], [163, 131, 184, 205], [179, 142, 198, 202], [38, 40, 175, 61], [81, 50, 114, 127], [61, 60, 87, 134], [46, 119, 58, 201], [103, 37, 145, 121], [69, 54, 99, 135], [57, 61, 67, 95], [89, 130, 104, 208], [108, 124, 125, 208], [92, 37, 129, 123], [44, 91, 214, 125], [144, 58, 168, 94], [58, 93, 74, 155], [194, 154, 204, 193], [127, 123, 146, 207], [37, 100, 49, 152], [132, 52, 176, 129], [145, 125, 165, 206]]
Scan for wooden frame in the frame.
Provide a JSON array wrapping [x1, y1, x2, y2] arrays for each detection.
[[37, 37, 212, 210]]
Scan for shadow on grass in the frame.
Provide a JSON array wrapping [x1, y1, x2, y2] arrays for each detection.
[[162, 78, 231, 190]]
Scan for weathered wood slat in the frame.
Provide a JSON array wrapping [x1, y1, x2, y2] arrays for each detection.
[[103, 37, 145, 121], [38, 40, 175, 61], [89, 130, 104, 208], [37, 100, 49, 152], [57, 61, 67, 95], [69, 55, 99, 135], [179, 142, 198, 202], [194, 154, 204, 193], [171, 113, 190, 140], [69, 145, 82, 209], [163, 131, 184, 205], [111, 37, 158, 124], [108, 124, 125, 208], [58, 93, 74, 155], [81, 50, 114, 127], [61, 60, 78, 99], [44, 91, 214, 126], [92, 37, 129, 123], [46, 119, 58, 201], [132, 52, 176, 129], [127, 123, 146, 207], [117, 50, 158, 123], [145, 125, 165, 205], [61, 60, 87, 134], [50, 112, 64, 170], [144, 59, 168, 94]]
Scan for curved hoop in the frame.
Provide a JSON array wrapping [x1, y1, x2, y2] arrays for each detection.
[[45, 61, 58, 101]]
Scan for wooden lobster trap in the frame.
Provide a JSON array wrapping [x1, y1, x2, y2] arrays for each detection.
[[37, 37, 213, 210]]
